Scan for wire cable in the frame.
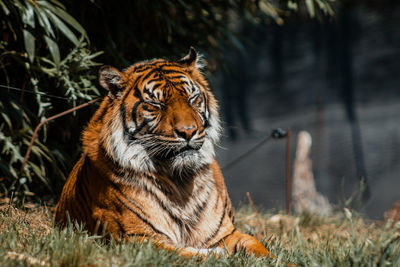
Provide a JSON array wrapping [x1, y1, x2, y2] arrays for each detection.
[[0, 84, 70, 101], [221, 128, 287, 171]]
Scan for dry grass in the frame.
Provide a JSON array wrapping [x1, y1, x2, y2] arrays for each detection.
[[0, 203, 399, 266], [0, 204, 52, 238]]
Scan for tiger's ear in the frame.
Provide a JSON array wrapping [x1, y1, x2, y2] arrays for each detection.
[[177, 47, 199, 69], [99, 65, 125, 98]]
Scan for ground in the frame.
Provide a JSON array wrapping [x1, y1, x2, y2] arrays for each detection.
[[0, 202, 399, 266]]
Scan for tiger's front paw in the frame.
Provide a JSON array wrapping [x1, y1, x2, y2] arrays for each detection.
[[184, 246, 226, 258]]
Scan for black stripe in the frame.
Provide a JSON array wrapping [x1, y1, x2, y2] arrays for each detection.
[[219, 228, 240, 254], [159, 68, 186, 75], [145, 77, 165, 84], [131, 100, 141, 122], [72, 199, 86, 224], [129, 101, 151, 137], [147, 118, 160, 132], [191, 182, 213, 223], [233, 243, 239, 254], [112, 191, 165, 236], [109, 181, 175, 230], [143, 87, 154, 97], [140, 68, 160, 84], [119, 103, 131, 143], [142, 103, 156, 112], [77, 167, 92, 213], [142, 173, 174, 195], [113, 169, 192, 230], [114, 173, 184, 228], [151, 82, 163, 91], [110, 182, 149, 217], [133, 65, 152, 73], [132, 63, 152, 72], [82, 158, 95, 208], [110, 215, 126, 235], [228, 207, 235, 223], [228, 208, 233, 219], [107, 157, 212, 232], [131, 61, 189, 78], [196, 94, 204, 107], [188, 93, 199, 103], [193, 81, 201, 91], [166, 75, 187, 81], [203, 110, 210, 128], [225, 228, 237, 238], [204, 195, 228, 244], [129, 120, 146, 136], [132, 60, 180, 73], [222, 228, 237, 248], [161, 62, 186, 68], [72, 159, 91, 222], [133, 87, 143, 100]]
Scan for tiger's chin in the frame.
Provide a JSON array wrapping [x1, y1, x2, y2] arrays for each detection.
[[153, 140, 215, 175], [108, 134, 215, 177]]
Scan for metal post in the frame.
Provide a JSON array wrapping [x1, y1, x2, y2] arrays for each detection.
[[285, 128, 291, 215]]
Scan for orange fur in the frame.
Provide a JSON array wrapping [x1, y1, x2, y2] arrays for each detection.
[[55, 48, 274, 259]]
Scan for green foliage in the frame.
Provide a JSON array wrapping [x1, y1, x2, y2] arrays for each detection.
[[0, 206, 399, 266], [0, 0, 101, 199]]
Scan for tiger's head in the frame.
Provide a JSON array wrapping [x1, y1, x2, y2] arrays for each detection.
[[96, 48, 221, 175]]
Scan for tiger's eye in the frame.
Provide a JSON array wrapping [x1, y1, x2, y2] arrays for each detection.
[[148, 101, 165, 110]]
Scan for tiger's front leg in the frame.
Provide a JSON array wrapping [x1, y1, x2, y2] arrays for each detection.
[[219, 229, 275, 258], [219, 232, 299, 266]]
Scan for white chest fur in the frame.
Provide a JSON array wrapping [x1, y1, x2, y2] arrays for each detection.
[[126, 169, 222, 247]]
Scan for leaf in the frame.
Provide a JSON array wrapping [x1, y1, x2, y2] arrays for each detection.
[[0, 0, 10, 15], [1, 112, 12, 129], [44, 36, 60, 66], [34, 4, 55, 38], [23, 29, 35, 63], [29, 162, 49, 187], [305, 0, 315, 18], [259, 0, 284, 25], [49, 0, 66, 10], [37, 1, 87, 39], [86, 51, 104, 60], [38, 56, 57, 67], [315, 0, 334, 16], [287, 1, 298, 11], [21, 2, 35, 28], [43, 9, 79, 46], [29, 141, 53, 162]]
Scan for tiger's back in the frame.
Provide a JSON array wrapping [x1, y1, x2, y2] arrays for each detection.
[[55, 48, 273, 258]]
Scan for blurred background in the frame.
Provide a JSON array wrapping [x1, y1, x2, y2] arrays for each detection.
[[0, 0, 398, 219]]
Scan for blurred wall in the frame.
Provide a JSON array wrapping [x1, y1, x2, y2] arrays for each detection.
[[214, 3, 400, 219]]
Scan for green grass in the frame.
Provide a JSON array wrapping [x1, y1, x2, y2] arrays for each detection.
[[0, 205, 399, 266]]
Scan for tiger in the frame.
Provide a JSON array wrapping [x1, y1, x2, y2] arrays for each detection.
[[55, 47, 274, 259]]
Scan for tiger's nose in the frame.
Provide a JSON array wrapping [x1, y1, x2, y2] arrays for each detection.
[[174, 125, 197, 141]]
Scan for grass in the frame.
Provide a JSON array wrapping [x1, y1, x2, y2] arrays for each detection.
[[0, 204, 399, 267]]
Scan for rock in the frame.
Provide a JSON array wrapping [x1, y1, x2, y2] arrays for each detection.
[[292, 131, 332, 216], [383, 201, 400, 227]]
